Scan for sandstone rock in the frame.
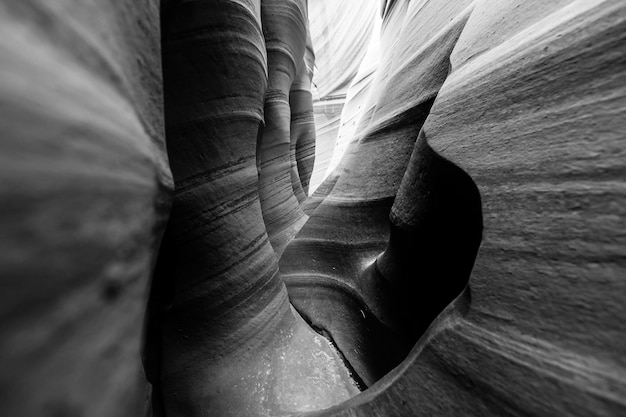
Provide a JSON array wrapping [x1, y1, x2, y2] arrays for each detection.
[[0, 1, 171, 416], [290, 30, 316, 201], [257, 0, 310, 256], [158, 1, 359, 415], [286, 0, 626, 416], [282, 0, 476, 385]]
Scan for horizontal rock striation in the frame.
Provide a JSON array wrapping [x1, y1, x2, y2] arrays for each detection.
[[157, 1, 358, 416], [0, 0, 357, 416], [286, 0, 626, 416], [289, 30, 316, 201], [258, 0, 310, 257]]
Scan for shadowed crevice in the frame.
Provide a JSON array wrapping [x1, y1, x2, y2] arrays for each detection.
[[363, 129, 483, 342]]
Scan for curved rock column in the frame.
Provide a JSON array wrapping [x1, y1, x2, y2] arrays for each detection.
[[289, 30, 316, 201], [158, 1, 358, 416], [288, 0, 626, 416], [258, 0, 310, 256]]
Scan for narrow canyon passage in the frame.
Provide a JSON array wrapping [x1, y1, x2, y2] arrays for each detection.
[[0, 1, 625, 417], [153, 0, 484, 415], [154, 1, 360, 415]]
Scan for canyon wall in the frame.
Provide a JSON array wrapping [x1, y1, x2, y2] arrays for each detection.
[[1, 0, 624, 416], [0, 1, 170, 416], [1, 0, 355, 415], [286, 0, 626, 416]]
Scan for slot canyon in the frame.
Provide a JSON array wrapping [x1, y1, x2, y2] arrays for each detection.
[[1, 0, 625, 416]]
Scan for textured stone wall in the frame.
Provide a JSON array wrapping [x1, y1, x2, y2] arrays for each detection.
[[0, 0, 171, 416], [157, 1, 358, 416], [284, 0, 626, 415], [0, 0, 358, 415]]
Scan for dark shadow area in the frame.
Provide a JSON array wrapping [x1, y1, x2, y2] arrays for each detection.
[[366, 130, 483, 342]]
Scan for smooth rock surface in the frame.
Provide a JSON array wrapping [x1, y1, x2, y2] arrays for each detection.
[[290, 30, 316, 200], [308, 0, 380, 194], [258, 0, 310, 256], [0, 1, 171, 416], [282, 0, 476, 385], [286, 0, 626, 416], [157, 1, 359, 416]]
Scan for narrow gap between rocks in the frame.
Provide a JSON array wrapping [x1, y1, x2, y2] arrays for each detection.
[[148, 2, 483, 416]]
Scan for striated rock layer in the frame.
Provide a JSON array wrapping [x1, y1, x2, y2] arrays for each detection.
[[0, 0, 357, 416], [290, 30, 316, 200], [157, 1, 358, 416], [284, 0, 626, 416], [283, 0, 477, 384], [257, 0, 310, 256]]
